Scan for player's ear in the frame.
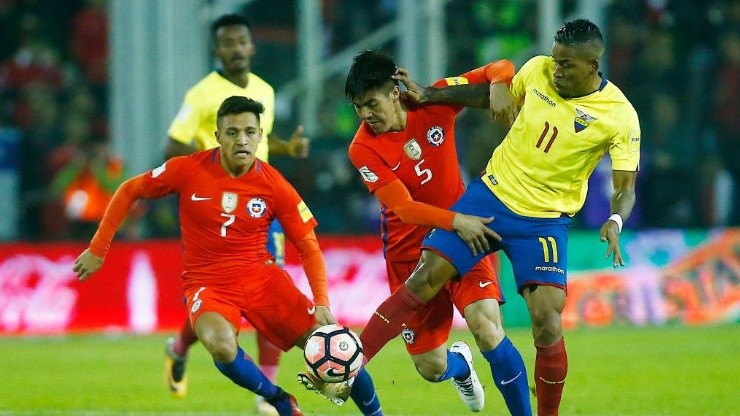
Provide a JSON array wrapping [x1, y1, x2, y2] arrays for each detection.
[[391, 85, 400, 102], [215, 131, 222, 146]]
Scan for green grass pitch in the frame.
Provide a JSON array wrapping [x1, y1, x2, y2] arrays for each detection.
[[1, 325, 738, 415]]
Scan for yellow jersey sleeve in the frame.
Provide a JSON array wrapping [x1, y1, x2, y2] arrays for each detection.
[[168, 89, 204, 147], [609, 106, 641, 171]]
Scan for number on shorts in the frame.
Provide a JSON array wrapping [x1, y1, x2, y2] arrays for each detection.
[[538, 236, 558, 263]]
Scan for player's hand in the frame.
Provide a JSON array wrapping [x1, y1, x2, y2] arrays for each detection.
[[489, 83, 518, 126], [392, 67, 427, 103], [314, 305, 335, 326], [451, 213, 502, 256], [599, 220, 625, 267], [73, 248, 104, 281], [287, 125, 310, 158]]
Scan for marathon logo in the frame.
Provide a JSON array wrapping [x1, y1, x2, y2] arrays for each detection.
[[535, 265, 565, 274], [533, 88, 556, 107]]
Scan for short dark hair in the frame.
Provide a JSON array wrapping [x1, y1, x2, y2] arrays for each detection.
[[217, 96, 263, 127], [554, 18, 603, 47], [345, 50, 398, 101], [211, 14, 251, 43]]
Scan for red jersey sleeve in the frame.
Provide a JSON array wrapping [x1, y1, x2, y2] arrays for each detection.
[[432, 59, 515, 87], [272, 173, 318, 243], [89, 158, 186, 257], [348, 140, 398, 193]]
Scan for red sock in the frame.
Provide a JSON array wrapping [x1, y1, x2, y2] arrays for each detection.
[[359, 285, 425, 362], [257, 331, 281, 382], [535, 337, 568, 416], [173, 319, 199, 357]]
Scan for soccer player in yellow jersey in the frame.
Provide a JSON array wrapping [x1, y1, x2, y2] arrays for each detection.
[[357, 19, 639, 416], [162, 14, 309, 415]]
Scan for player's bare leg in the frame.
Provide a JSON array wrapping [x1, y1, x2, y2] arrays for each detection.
[[195, 312, 302, 416], [522, 285, 567, 416], [465, 299, 532, 415], [411, 343, 485, 412]]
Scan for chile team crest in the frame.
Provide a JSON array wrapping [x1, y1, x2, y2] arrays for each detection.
[[574, 108, 597, 133], [247, 197, 267, 218], [426, 126, 445, 146]]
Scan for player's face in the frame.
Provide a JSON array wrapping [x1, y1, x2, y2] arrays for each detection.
[[352, 86, 401, 134], [551, 43, 598, 98], [216, 112, 262, 175], [214, 25, 255, 74]]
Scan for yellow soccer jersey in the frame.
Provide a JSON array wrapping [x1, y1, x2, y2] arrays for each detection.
[[168, 71, 275, 162], [482, 55, 640, 218]]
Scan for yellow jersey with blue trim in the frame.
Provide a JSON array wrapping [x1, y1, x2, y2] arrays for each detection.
[[168, 71, 275, 162], [482, 55, 640, 218]]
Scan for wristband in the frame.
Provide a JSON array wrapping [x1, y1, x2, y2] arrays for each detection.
[[608, 213, 623, 233]]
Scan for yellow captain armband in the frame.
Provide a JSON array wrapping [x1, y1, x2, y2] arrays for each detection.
[[444, 77, 469, 86]]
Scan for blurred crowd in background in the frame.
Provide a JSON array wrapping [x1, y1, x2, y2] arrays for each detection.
[[1, 0, 738, 241]]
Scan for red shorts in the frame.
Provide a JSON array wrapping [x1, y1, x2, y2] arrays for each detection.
[[183, 263, 316, 351], [386, 254, 503, 355]]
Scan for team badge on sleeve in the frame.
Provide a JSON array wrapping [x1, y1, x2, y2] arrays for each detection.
[[221, 192, 238, 213], [629, 130, 641, 152], [358, 166, 379, 183], [151, 162, 167, 178], [426, 126, 445, 146], [247, 197, 267, 218], [404, 139, 422, 160], [297, 200, 314, 223]]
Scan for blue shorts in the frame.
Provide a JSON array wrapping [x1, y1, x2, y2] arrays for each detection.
[[266, 220, 285, 267], [422, 177, 571, 292]]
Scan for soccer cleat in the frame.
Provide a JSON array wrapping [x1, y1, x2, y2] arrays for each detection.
[[450, 341, 485, 412], [255, 396, 280, 416], [164, 337, 188, 399], [266, 388, 303, 416], [297, 371, 353, 406]]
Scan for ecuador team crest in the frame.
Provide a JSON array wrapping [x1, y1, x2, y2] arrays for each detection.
[[574, 108, 597, 133]]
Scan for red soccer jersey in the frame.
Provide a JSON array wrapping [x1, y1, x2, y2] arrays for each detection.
[[349, 62, 513, 261], [113, 150, 317, 286], [350, 103, 462, 261]]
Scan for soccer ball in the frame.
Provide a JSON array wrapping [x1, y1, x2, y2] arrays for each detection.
[[303, 324, 363, 383]]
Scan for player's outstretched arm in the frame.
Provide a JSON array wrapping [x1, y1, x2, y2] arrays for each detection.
[[599, 170, 637, 267], [393, 66, 490, 108]]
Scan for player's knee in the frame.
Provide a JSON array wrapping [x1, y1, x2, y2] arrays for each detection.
[[464, 300, 505, 350], [200, 330, 238, 363], [413, 355, 447, 382], [530, 312, 562, 345], [405, 252, 456, 302]]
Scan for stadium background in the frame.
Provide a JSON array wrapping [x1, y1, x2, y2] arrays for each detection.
[[0, 0, 738, 414]]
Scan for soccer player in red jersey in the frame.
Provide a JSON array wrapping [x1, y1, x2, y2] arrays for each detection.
[[344, 50, 531, 415], [73, 96, 383, 416], [356, 20, 640, 416], [163, 15, 308, 412]]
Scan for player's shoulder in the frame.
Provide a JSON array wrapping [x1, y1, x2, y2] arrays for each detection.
[[247, 73, 275, 94], [601, 81, 639, 119], [186, 72, 224, 94], [348, 126, 381, 158], [520, 55, 552, 73]]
